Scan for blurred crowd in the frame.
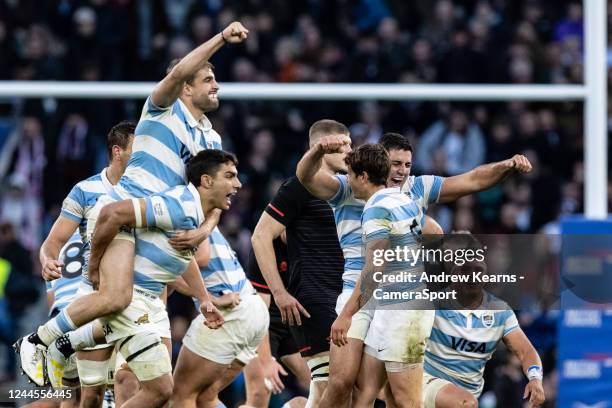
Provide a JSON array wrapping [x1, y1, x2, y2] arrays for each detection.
[[0, 0, 609, 405]]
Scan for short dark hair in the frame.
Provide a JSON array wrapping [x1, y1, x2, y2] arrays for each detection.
[[379, 132, 413, 152], [166, 58, 215, 85], [107, 120, 136, 159], [187, 149, 238, 187], [308, 119, 349, 144], [344, 144, 389, 187]]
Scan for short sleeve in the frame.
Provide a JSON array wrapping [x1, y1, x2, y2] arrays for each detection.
[[144, 96, 172, 117], [412, 175, 445, 208], [46, 280, 54, 292], [328, 174, 350, 207], [264, 177, 307, 227], [142, 195, 181, 231], [362, 205, 392, 242], [60, 185, 85, 223], [502, 310, 520, 337]]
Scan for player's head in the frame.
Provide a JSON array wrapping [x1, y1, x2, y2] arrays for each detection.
[[167, 59, 219, 113], [187, 149, 241, 210], [443, 232, 486, 299], [379, 132, 413, 188], [344, 144, 389, 199], [309, 119, 351, 172], [107, 120, 136, 171]]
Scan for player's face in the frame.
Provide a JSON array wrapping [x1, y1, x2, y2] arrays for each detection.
[[323, 133, 352, 173], [347, 167, 367, 199], [454, 262, 486, 296], [112, 135, 134, 172], [210, 162, 242, 210], [387, 149, 412, 188], [188, 67, 220, 113]]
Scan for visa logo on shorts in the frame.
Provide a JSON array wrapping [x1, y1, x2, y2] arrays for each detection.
[[450, 336, 486, 353]]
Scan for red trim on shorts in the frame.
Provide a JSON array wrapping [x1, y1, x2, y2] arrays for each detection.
[[251, 281, 270, 289], [299, 346, 312, 353], [268, 203, 285, 217]]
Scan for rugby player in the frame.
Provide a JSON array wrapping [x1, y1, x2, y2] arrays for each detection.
[[297, 132, 532, 407], [17, 21, 248, 372], [423, 232, 545, 408], [251, 120, 347, 407], [70, 149, 237, 407]]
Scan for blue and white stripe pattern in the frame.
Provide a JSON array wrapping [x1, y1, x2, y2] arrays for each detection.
[[424, 292, 519, 397], [401, 175, 445, 212], [113, 97, 222, 199], [60, 169, 114, 241], [46, 233, 82, 315], [362, 187, 424, 299], [200, 228, 253, 298], [328, 174, 444, 288], [133, 183, 205, 295], [328, 174, 366, 287]]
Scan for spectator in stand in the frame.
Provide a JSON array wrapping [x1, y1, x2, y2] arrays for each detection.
[[415, 107, 486, 175]]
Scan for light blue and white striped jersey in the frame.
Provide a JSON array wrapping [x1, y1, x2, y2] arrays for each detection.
[[132, 183, 205, 295], [113, 97, 222, 199], [46, 233, 83, 315], [328, 175, 365, 287], [200, 228, 254, 299], [424, 292, 520, 397], [362, 187, 425, 300], [328, 174, 444, 288], [61, 169, 114, 241]]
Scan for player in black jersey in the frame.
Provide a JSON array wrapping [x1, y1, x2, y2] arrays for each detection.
[[243, 234, 309, 408], [251, 120, 348, 407]]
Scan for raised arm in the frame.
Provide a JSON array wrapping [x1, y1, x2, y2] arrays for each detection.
[[296, 135, 350, 200], [151, 22, 249, 108], [438, 154, 532, 203], [504, 327, 545, 407], [40, 217, 79, 281]]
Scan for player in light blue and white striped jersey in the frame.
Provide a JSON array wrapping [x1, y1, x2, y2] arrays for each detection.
[[25, 22, 250, 358], [422, 233, 545, 408], [296, 132, 533, 407], [82, 150, 235, 407]]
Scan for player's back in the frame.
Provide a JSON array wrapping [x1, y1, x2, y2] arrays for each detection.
[[114, 97, 221, 199], [327, 174, 367, 287]]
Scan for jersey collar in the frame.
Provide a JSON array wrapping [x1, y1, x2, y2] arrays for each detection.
[[100, 168, 114, 194], [451, 291, 492, 317], [178, 99, 213, 132], [366, 186, 400, 205], [187, 182, 205, 224]]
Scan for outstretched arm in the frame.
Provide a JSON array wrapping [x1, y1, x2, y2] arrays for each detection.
[[151, 22, 249, 108], [438, 154, 532, 203], [296, 135, 350, 200]]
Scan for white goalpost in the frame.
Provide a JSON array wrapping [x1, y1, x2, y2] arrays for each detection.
[[0, 0, 606, 218]]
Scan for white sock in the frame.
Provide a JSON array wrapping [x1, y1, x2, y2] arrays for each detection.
[[37, 309, 76, 345], [67, 323, 96, 351]]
